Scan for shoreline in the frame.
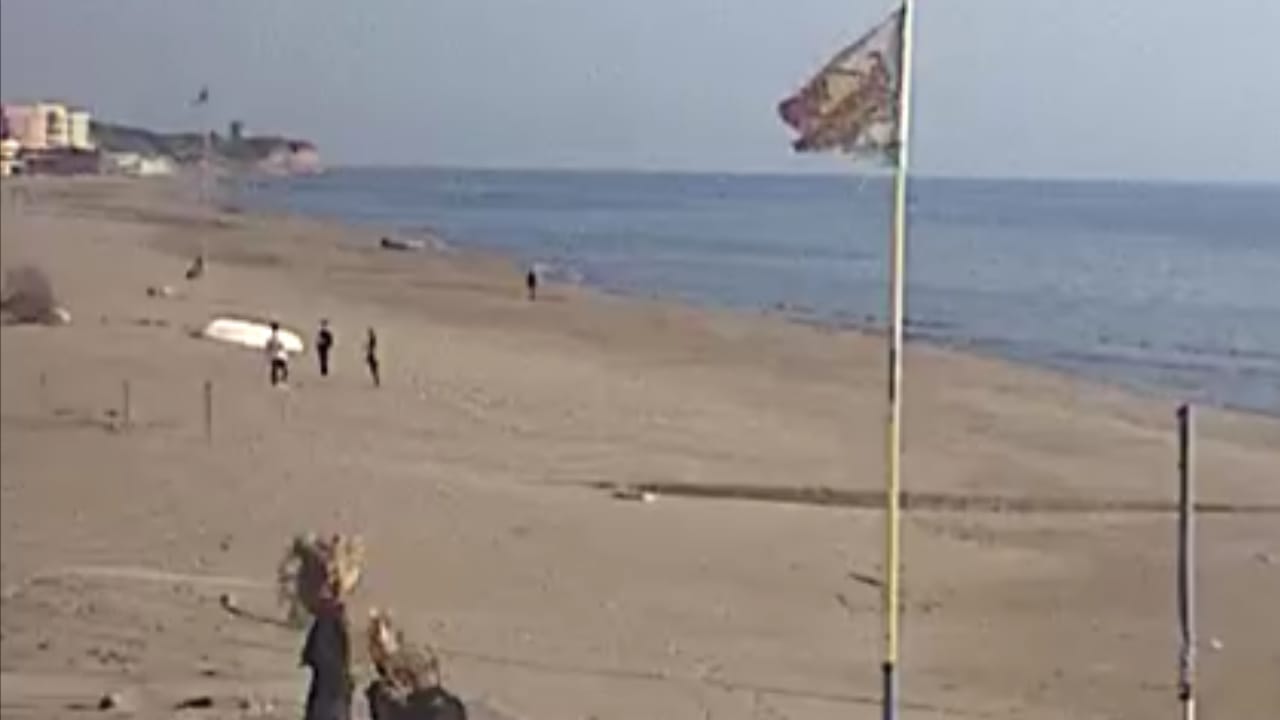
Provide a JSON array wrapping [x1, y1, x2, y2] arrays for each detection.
[[18, 172, 1274, 423], [237, 173, 1280, 420], [3, 176, 1279, 719]]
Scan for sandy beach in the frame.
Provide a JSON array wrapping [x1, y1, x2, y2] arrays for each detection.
[[2, 177, 1278, 719]]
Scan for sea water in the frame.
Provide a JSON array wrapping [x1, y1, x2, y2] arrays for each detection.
[[245, 169, 1280, 416]]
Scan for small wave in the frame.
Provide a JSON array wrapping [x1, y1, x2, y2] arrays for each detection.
[[396, 226, 451, 252], [1166, 340, 1280, 364], [532, 261, 585, 285]]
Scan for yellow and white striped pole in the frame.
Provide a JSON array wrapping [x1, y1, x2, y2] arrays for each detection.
[[882, 1, 917, 718]]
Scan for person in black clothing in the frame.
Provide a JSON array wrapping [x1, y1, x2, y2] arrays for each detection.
[[317, 320, 335, 377], [365, 327, 381, 388], [525, 268, 538, 301], [301, 602, 353, 720]]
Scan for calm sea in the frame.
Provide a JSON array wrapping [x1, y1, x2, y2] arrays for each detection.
[[244, 168, 1280, 416]]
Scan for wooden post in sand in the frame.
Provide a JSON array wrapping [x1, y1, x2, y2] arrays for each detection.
[[203, 380, 214, 444], [121, 379, 132, 430], [1176, 404, 1197, 720]]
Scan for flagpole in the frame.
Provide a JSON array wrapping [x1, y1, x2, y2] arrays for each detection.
[[882, 0, 916, 718]]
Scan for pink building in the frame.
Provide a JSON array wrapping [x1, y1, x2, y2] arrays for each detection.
[[1, 104, 48, 148], [1, 102, 92, 150]]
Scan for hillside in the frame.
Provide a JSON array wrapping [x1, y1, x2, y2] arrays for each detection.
[[90, 121, 321, 174]]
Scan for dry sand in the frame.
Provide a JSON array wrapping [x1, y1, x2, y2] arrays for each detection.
[[1, 177, 1277, 719]]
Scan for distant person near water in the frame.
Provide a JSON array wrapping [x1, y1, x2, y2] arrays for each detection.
[[364, 327, 381, 388], [267, 322, 290, 387], [526, 267, 538, 301], [316, 319, 334, 377]]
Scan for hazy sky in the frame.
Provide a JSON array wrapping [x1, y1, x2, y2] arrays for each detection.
[[3, 0, 1278, 181]]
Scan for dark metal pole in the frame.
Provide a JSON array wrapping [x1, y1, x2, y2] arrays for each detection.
[[1176, 404, 1196, 720]]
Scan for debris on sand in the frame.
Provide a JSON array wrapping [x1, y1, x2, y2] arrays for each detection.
[[235, 696, 276, 715], [379, 236, 426, 252], [1, 265, 71, 326], [97, 692, 127, 711], [174, 695, 215, 709], [185, 254, 205, 281], [612, 487, 658, 503]]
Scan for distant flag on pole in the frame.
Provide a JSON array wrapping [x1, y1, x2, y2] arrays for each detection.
[[778, 7, 904, 160], [192, 86, 210, 107]]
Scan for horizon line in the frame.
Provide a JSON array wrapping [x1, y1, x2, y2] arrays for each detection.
[[318, 163, 1280, 188]]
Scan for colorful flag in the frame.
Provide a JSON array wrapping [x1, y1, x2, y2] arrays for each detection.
[[778, 7, 904, 159], [192, 86, 210, 106]]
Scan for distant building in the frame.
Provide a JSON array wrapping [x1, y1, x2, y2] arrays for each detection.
[[68, 109, 93, 150], [41, 103, 70, 148], [0, 138, 22, 176], [0, 101, 99, 176], [22, 149, 100, 176], [102, 151, 175, 177], [259, 141, 323, 175], [1, 102, 94, 150], [2, 104, 44, 149]]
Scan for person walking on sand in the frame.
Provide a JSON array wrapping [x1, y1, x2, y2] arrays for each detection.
[[526, 267, 538, 301], [267, 322, 290, 387], [316, 319, 335, 377], [364, 327, 381, 388]]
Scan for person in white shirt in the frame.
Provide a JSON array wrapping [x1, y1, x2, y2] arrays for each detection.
[[267, 322, 290, 387]]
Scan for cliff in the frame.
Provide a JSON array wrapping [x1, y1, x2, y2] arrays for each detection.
[[90, 121, 322, 175]]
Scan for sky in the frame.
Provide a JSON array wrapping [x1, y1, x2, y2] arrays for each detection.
[[2, 0, 1278, 182]]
